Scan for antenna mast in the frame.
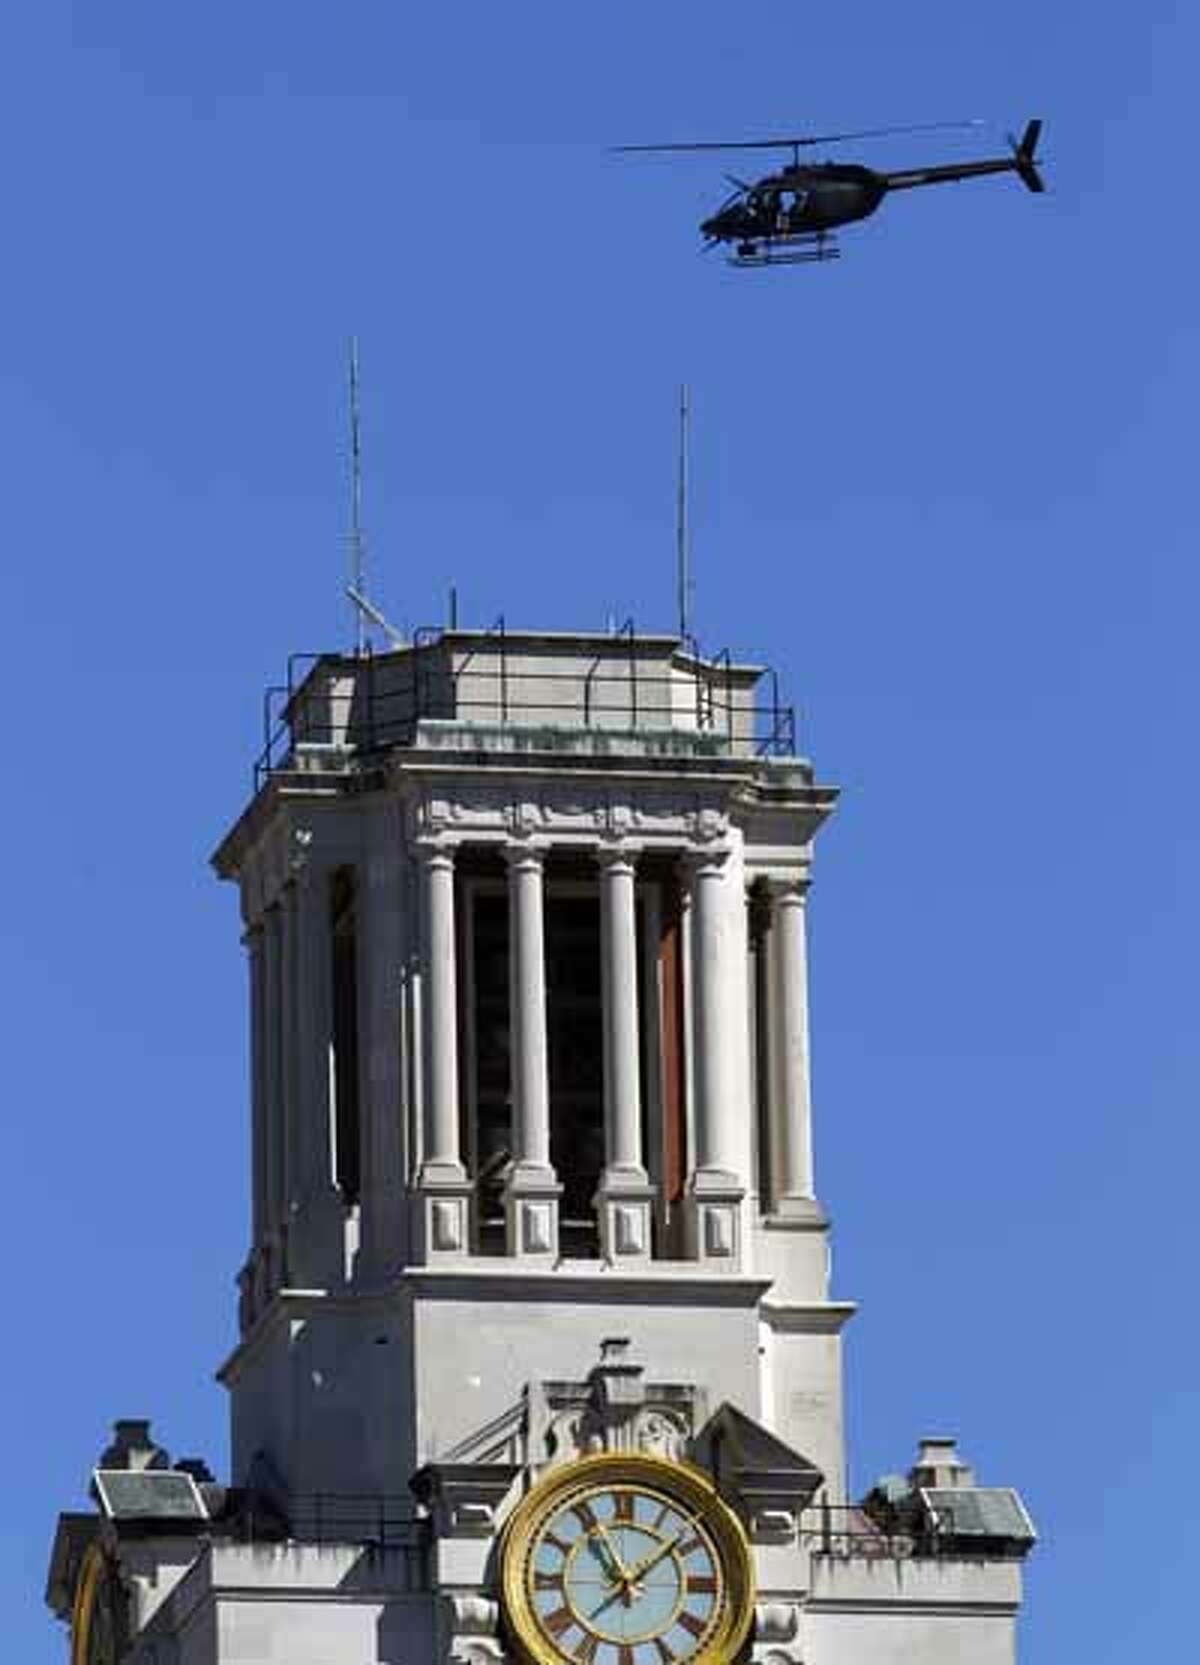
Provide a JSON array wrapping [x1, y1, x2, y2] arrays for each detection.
[[348, 337, 368, 655], [676, 383, 691, 640]]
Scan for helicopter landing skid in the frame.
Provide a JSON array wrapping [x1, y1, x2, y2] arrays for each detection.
[[729, 233, 841, 268]]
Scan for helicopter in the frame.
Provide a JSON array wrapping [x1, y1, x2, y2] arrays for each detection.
[[616, 119, 1045, 266]]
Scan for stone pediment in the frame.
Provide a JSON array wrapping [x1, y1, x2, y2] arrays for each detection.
[[691, 1402, 824, 1539]]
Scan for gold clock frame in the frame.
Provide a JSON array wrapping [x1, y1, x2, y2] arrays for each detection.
[[70, 1542, 111, 1665], [500, 1452, 756, 1665]]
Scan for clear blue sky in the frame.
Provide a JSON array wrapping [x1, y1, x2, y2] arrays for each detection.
[[5, 5, 1194, 1660]]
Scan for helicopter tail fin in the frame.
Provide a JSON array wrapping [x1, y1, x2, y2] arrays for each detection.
[[1013, 120, 1045, 193]]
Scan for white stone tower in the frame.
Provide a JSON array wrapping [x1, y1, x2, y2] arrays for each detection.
[[48, 626, 1034, 1665]]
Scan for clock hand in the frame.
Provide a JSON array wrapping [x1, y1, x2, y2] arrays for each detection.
[[589, 1516, 634, 1586], [624, 1513, 703, 1587]]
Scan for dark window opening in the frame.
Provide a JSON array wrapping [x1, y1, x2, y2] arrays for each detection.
[[657, 877, 688, 1257], [470, 889, 511, 1254], [330, 867, 361, 1204], [545, 893, 604, 1256], [749, 885, 773, 1210]]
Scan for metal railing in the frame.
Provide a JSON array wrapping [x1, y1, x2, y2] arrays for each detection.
[[284, 1493, 430, 1554], [253, 624, 798, 789], [799, 1500, 1027, 1562], [801, 1502, 925, 1560]]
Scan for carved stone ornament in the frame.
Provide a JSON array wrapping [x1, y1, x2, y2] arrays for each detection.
[[690, 804, 728, 845], [633, 1408, 689, 1460], [531, 1340, 703, 1471], [607, 802, 633, 837], [504, 797, 542, 836], [629, 792, 688, 829], [751, 1602, 804, 1665], [449, 1594, 500, 1634], [449, 1643, 506, 1665], [423, 797, 448, 833], [446, 1594, 507, 1664]]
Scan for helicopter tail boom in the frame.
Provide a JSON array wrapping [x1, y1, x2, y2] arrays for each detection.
[[883, 118, 1045, 196]]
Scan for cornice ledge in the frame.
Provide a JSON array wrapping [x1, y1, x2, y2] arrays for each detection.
[[758, 1299, 858, 1335], [401, 1265, 774, 1306], [214, 1286, 369, 1383], [806, 1596, 1021, 1618]]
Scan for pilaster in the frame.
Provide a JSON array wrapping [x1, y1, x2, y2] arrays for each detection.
[[683, 845, 746, 1266], [595, 843, 654, 1264], [502, 840, 561, 1262], [765, 877, 824, 1226], [287, 855, 348, 1287], [415, 840, 472, 1261]]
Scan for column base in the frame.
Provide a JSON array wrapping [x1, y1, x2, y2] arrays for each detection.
[[685, 1169, 746, 1268], [415, 1162, 474, 1261], [765, 1194, 828, 1229], [504, 1164, 563, 1262], [594, 1168, 656, 1264]]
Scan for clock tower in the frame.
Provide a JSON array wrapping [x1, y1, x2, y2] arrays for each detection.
[[47, 625, 1034, 1664]]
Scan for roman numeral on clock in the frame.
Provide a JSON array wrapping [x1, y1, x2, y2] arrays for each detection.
[[677, 1610, 708, 1639], [574, 1632, 600, 1663], [573, 1500, 599, 1533], [534, 1570, 564, 1591], [613, 1491, 635, 1523], [653, 1642, 677, 1664], [543, 1607, 574, 1638], [686, 1574, 717, 1594]]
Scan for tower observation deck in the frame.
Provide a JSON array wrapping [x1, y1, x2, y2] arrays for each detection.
[[252, 624, 800, 788]]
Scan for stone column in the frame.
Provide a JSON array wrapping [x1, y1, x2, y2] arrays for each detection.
[[279, 880, 299, 1273], [766, 878, 824, 1223], [261, 901, 285, 1297], [684, 846, 746, 1265], [357, 803, 407, 1278], [242, 922, 267, 1330], [287, 858, 349, 1288], [503, 841, 561, 1261], [595, 845, 654, 1262], [416, 842, 471, 1259], [245, 924, 267, 1251]]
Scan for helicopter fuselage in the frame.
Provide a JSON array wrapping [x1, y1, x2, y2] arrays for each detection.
[[701, 163, 887, 244]]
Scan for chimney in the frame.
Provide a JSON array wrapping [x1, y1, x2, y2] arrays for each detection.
[[909, 1435, 975, 1491]]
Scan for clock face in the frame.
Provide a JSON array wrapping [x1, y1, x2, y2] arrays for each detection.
[[502, 1454, 754, 1665]]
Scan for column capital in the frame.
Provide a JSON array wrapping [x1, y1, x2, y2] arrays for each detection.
[[680, 843, 731, 879], [503, 837, 548, 872], [595, 840, 640, 874], [415, 836, 460, 870], [762, 874, 810, 902]]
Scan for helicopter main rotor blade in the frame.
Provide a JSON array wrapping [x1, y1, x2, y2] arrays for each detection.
[[613, 118, 984, 155]]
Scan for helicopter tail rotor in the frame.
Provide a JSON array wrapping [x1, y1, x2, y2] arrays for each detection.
[[1011, 119, 1045, 193]]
